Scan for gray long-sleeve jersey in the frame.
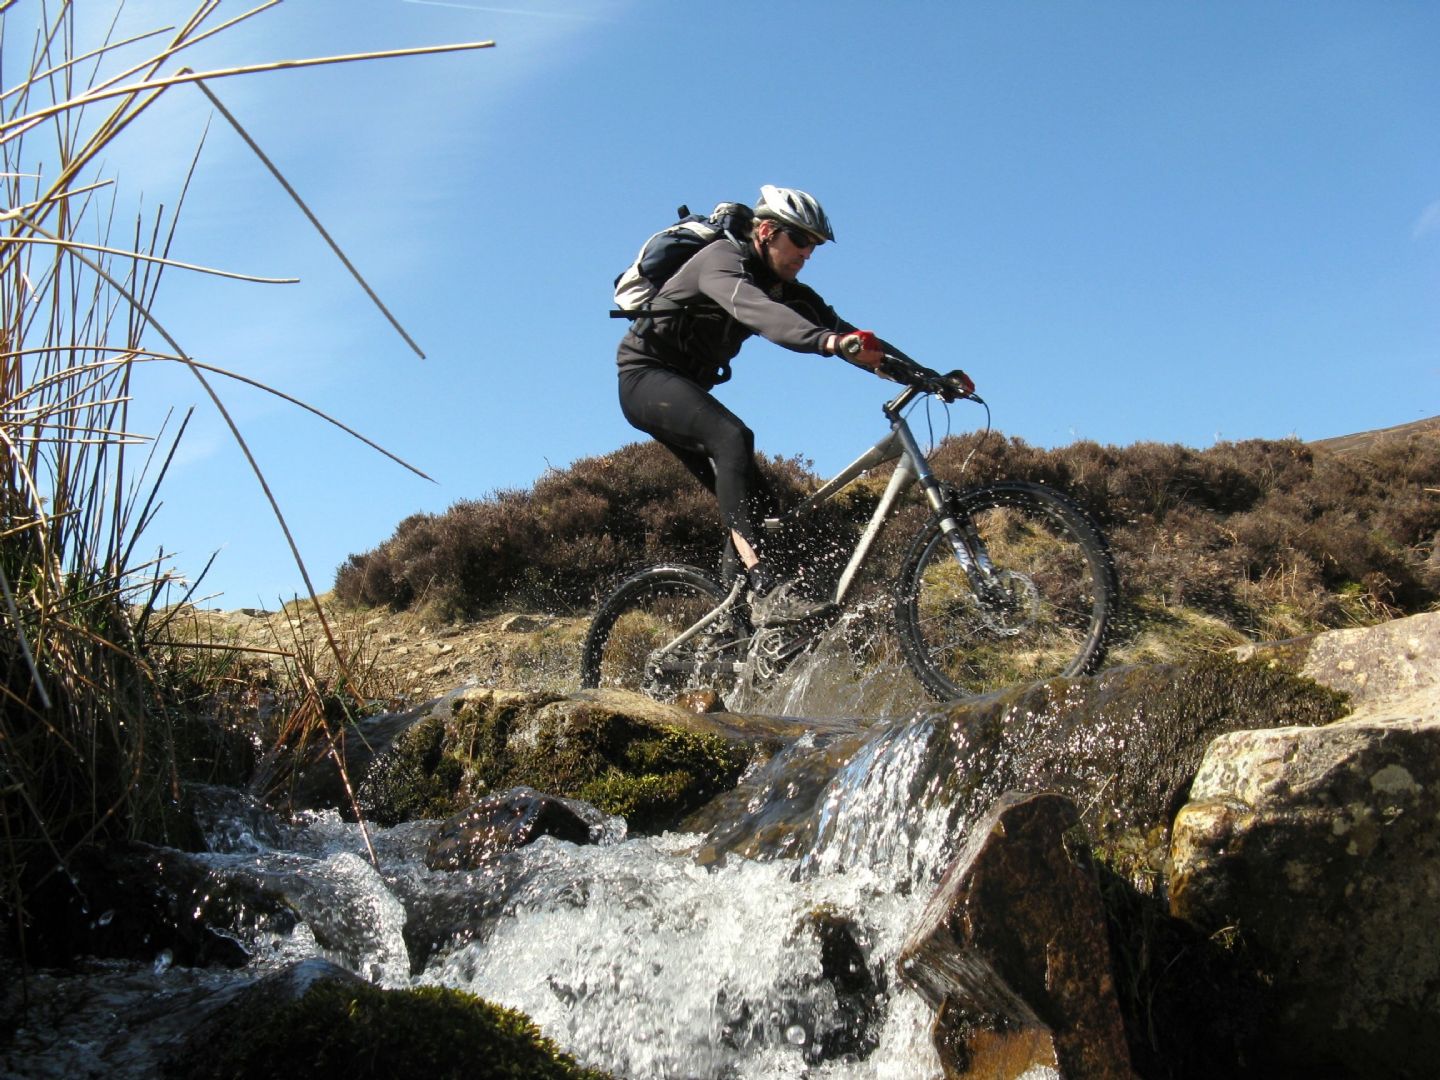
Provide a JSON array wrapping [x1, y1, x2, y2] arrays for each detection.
[[616, 237, 856, 389]]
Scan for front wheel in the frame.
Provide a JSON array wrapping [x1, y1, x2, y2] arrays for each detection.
[[895, 482, 1117, 700], [579, 564, 745, 701]]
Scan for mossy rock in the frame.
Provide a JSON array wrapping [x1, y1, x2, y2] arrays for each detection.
[[359, 712, 468, 825], [454, 695, 750, 833], [927, 654, 1350, 892], [163, 974, 612, 1079], [359, 690, 752, 832]]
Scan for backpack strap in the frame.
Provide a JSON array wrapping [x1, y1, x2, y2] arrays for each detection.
[[609, 297, 687, 320]]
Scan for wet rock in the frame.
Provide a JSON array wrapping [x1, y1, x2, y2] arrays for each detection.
[[1170, 714, 1440, 1078], [674, 688, 723, 714], [356, 710, 465, 825], [899, 791, 1135, 1080], [931, 655, 1346, 889], [21, 840, 298, 968], [688, 655, 1343, 875], [794, 907, 887, 1062], [426, 786, 602, 870], [186, 783, 287, 854], [279, 698, 438, 817], [353, 686, 760, 833], [161, 959, 612, 1079], [683, 724, 871, 864]]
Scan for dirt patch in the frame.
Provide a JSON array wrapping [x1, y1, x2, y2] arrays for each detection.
[[161, 599, 591, 707]]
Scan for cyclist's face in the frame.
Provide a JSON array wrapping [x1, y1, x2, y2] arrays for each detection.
[[763, 222, 821, 281]]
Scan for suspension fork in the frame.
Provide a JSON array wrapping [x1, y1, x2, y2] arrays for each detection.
[[888, 412, 999, 586]]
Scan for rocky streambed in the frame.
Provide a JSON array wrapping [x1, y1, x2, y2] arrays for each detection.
[[5, 607, 1439, 1078]]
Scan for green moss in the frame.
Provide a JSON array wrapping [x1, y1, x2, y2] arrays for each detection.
[[455, 699, 749, 833], [358, 694, 751, 832], [163, 978, 613, 1079], [358, 714, 470, 825], [579, 769, 692, 826]]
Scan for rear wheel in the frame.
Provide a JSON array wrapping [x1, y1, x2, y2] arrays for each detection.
[[895, 482, 1116, 700], [579, 565, 745, 701]]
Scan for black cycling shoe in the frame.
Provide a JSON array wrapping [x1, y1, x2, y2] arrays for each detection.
[[747, 564, 832, 628]]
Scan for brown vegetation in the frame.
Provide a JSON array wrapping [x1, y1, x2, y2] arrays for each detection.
[[334, 429, 1440, 659], [0, 4, 491, 961]]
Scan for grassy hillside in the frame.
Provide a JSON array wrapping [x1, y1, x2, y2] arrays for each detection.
[[334, 427, 1440, 663]]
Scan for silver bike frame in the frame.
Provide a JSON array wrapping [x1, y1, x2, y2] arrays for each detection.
[[768, 384, 981, 606], [646, 383, 984, 671]]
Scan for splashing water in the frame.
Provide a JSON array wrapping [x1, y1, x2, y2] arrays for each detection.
[[405, 708, 970, 1078], [731, 615, 932, 721], [13, 670, 1004, 1078]]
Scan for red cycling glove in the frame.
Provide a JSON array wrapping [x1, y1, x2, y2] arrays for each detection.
[[839, 330, 884, 368]]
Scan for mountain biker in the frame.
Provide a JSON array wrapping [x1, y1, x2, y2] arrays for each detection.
[[615, 184, 891, 627]]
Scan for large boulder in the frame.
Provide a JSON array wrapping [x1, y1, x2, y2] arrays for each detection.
[[692, 654, 1345, 875], [1170, 611, 1440, 1078], [899, 791, 1135, 1079], [355, 686, 782, 832], [1233, 608, 1438, 722]]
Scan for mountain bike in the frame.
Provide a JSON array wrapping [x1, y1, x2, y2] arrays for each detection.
[[579, 354, 1118, 703]]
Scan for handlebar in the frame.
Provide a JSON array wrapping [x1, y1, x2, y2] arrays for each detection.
[[838, 337, 975, 402], [881, 356, 979, 403], [838, 337, 981, 404]]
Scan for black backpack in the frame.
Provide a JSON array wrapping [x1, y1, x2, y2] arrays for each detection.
[[611, 202, 753, 318]]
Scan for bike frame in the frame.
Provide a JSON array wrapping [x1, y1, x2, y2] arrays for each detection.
[[766, 382, 981, 607], [641, 382, 987, 673]]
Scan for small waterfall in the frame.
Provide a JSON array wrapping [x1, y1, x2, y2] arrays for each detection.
[[407, 706, 969, 1078], [804, 715, 952, 885], [14, 682, 987, 1078]]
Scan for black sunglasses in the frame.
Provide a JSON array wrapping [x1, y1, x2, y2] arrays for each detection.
[[781, 226, 821, 250]]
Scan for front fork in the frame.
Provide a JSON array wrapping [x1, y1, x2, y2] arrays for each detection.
[[890, 419, 1002, 597]]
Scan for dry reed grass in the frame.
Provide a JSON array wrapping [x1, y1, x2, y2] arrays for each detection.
[[0, 1, 491, 958]]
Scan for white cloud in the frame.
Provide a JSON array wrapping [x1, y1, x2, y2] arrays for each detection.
[[1413, 200, 1440, 240]]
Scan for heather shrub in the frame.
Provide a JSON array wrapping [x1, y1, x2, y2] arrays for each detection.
[[335, 442, 830, 617], [336, 429, 1440, 647]]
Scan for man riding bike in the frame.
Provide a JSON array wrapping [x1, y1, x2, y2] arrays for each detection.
[[615, 185, 892, 627]]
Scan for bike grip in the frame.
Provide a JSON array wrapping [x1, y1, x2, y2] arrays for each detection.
[[840, 330, 882, 359]]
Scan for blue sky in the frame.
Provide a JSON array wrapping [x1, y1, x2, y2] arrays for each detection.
[[19, 1, 1439, 608]]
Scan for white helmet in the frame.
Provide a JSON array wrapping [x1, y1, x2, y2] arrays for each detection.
[[754, 184, 835, 243]]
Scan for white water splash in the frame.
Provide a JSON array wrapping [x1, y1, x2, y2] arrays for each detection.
[[402, 709, 977, 1079], [419, 832, 943, 1079]]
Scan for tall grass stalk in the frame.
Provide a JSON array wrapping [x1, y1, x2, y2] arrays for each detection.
[[0, 2, 490, 957]]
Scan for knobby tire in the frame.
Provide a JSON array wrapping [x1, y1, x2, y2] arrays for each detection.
[[579, 564, 739, 700], [895, 482, 1116, 700]]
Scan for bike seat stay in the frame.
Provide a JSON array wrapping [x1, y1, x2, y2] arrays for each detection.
[[648, 574, 746, 661]]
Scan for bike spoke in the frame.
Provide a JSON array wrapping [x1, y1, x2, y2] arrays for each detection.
[[896, 485, 1114, 699], [581, 567, 745, 702]]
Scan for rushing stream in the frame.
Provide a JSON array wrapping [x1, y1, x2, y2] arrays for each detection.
[[6, 648, 1057, 1080]]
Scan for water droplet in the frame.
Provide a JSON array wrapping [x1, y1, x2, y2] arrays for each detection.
[[96, 910, 113, 927], [786, 1024, 808, 1045], [153, 949, 173, 975]]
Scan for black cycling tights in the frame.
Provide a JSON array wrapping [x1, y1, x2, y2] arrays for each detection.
[[618, 366, 777, 575]]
